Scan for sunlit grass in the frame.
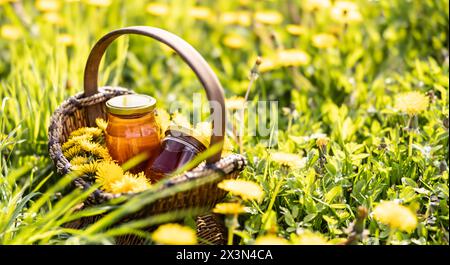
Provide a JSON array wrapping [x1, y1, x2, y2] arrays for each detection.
[[0, 0, 448, 245]]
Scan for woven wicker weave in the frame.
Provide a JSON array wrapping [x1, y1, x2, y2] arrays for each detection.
[[47, 26, 246, 245]]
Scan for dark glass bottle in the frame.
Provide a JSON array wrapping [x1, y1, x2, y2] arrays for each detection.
[[145, 125, 209, 182]]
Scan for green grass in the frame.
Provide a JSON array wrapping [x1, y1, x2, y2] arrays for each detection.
[[0, 0, 449, 245]]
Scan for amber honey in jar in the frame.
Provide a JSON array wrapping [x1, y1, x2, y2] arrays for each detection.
[[105, 94, 161, 173], [145, 125, 209, 182]]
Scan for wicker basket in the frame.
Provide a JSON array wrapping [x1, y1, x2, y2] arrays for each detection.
[[47, 26, 246, 245]]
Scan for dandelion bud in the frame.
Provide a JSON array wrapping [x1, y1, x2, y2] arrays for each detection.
[[357, 206, 368, 220], [255, 56, 262, 66], [316, 137, 329, 148]]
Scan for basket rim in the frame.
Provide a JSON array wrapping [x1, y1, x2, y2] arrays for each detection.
[[73, 153, 246, 204]]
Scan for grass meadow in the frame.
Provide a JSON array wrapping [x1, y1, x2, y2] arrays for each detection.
[[0, 0, 448, 245]]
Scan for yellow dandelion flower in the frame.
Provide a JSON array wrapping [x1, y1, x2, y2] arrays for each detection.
[[254, 10, 283, 25], [152, 223, 197, 245], [63, 145, 83, 160], [56, 34, 74, 46], [303, 0, 331, 11], [146, 2, 169, 17], [194, 122, 211, 137], [109, 172, 151, 194], [286, 24, 307, 36], [236, 11, 252, 26], [71, 161, 99, 175], [213, 202, 246, 215], [0, 25, 23, 41], [277, 49, 310, 67], [394, 91, 429, 116], [258, 57, 279, 73], [43, 12, 64, 25], [78, 139, 99, 152], [90, 145, 112, 160], [171, 112, 192, 129], [220, 11, 251, 27], [330, 1, 362, 24], [328, 25, 343, 35], [316, 136, 330, 147], [156, 108, 170, 134], [95, 118, 108, 132], [223, 34, 246, 49], [312, 33, 337, 49], [222, 136, 235, 156], [0, 0, 18, 5], [95, 161, 124, 191], [85, 0, 111, 7], [193, 121, 211, 147], [372, 201, 417, 233], [36, 0, 61, 12], [220, 12, 236, 24], [62, 134, 92, 151], [70, 127, 103, 138], [254, 234, 290, 245], [70, 156, 89, 166], [188, 6, 212, 21], [271, 152, 306, 169], [218, 179, 264, 201], [64, 136, 111, 160], [226, 96, 247, 110], [291, 230, 330, 245]]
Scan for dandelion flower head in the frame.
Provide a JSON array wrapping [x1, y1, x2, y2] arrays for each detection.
[[70, 156, 89, 166], [372, 201, 418, 233], [95, 118, 108, 132], [316, 136, 330, 147], [271, 152, 306, 169], [330, 1, 362, 24], [85, 0, 111, 7], [223, 34, 246, 49], [109, 172, 151, 194], [312, 33, 337, 49], [218, 179, 264, 201], [277, 49, 310, 67], [226, 96, 247, 110], [303, 0, 331, 11], [254, 10, 283, 25], [171, 112, 192, 129], [156, 108, 171, 134], [95, 161, 124, 192], [291, 230, 330, 245], [146, 2, 169, 16], [394, 91, 429, 116], [43, 12, 64, 25], [188, 6, 212, 21], [254, 234, 290, 245], [36, 0, 61, 12], [213, 202, 246, 215], [152, 223, 197, 245], [0, 25, 23, 41], [220, 11, 251, 26], [286, 24, 307, 36]]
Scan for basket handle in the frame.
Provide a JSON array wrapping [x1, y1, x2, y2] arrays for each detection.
[[83, 26, 225, 163]]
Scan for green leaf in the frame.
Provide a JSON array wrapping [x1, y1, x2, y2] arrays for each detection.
[[324, 186, 342, 203], [401, 177, 419, 188], [303, 213, 317, 223]]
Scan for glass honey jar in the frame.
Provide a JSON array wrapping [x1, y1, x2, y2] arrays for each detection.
[[105, 94, 161, 173], [145, 125, 210, 182]]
